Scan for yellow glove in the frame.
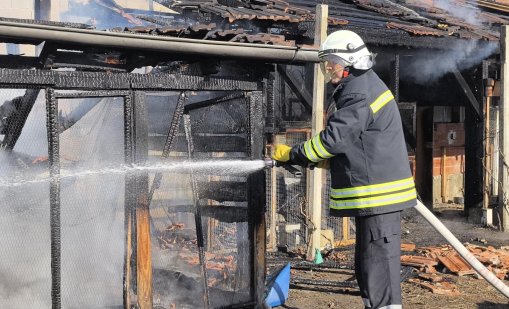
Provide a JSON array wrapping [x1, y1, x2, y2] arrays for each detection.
[[272, 144, 292, 162]]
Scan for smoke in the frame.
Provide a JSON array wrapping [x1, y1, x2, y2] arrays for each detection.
[[400, 40, 498, 84], [0, 89, 259, 308], [432, 0, 481, 26], [0, 93, 126, 308]]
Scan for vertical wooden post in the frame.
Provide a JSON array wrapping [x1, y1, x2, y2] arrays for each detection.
[[441, 146, 448, 203], [247, 91, 266, 308], [307, 4, 328, 259], [493, 105, 500, 197], [123, 93, 134, 309], [484, 79, 494, 209], [269, 143, 278, 251], [499, 26, 509, 231], [133, 92, 152, 308]]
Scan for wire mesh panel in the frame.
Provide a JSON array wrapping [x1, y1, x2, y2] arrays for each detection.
[[57, 96, 126, 307], [0, 73, 265, 309], [272, 131, 309, 251], [0, 89, 51, 308], [145, 91, 254, 308], [269, 130, 355, 252]]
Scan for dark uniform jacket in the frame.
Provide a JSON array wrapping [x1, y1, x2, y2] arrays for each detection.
[[290, 69, 416, 217]]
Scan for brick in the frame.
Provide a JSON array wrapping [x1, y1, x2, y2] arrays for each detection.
[[409, 278, 461, 296], [437, 251, 476, 276], [401, 243, 416, 252], [423, 265, 438, 274], [418, 273, 444, 282], [401, 255, 438, 268]]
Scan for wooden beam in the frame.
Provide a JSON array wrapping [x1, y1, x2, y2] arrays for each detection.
[[123, 93, 135, 309], [133, 92, 152, 308], [452, 69, 481, 118], [499, 25, 509, 231], [276, 64, 313, 112], [247, 91, 266, 308], [307, 4, 328, 260], [441, 146, 448, 203], [483, 78, 495, 209], [1, 89, 40, 149]]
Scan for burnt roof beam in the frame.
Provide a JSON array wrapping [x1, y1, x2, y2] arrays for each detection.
[[277, 64, 312, 113], [452, 68, 481, 118], [1, 88, 41, 150]]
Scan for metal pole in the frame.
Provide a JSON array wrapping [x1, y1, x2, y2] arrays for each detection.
[[46, 88, 61, 309], [183, 114, 211, 309], [499, 25, 509, 231], [0, 21, 319, 63]]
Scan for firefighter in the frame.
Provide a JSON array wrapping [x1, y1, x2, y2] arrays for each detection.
[[273, 30, 416, 309]]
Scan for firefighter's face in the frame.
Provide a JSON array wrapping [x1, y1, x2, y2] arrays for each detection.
[[320, 60, 345, 84]]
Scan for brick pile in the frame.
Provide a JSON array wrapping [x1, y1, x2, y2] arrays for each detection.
[[400, 244, 509, 295]]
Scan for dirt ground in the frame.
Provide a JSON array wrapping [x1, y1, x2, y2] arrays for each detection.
[[276, 204, 509, 309]]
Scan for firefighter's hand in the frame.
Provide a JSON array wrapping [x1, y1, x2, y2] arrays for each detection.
[[272, 144, 291, 162]]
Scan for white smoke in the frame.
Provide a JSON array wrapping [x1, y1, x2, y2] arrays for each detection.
[[401, 40, 498, 84], [0, 93, 126, 308], [432, 0, 481, 26]]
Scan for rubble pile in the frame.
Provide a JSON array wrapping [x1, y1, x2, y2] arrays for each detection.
[[401, 243, 509, 296], [157, 223, 237, 289]]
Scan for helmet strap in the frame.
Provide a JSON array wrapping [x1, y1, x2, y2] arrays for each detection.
[[342, 68, 350, 78]]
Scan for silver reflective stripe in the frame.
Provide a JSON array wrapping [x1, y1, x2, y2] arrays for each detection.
[[312, 135, 334, 159], [362, 298, 371, 307], [303, 140, 320, 162], [379, 305, 402, 309]]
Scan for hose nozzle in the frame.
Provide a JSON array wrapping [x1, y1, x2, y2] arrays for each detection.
[[264, 158, 302, 177], [264, 159, 276, 169]]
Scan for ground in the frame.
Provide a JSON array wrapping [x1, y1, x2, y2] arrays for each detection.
[[275, 204, 509, 309]]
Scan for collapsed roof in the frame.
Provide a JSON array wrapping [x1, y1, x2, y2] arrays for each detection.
[[0, 0, 506, 70]]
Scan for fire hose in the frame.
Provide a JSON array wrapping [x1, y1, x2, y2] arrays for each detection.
[[415, 200, 509, 299]]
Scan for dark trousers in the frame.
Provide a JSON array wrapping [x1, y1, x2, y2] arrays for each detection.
[[354, 211, 402, 309]]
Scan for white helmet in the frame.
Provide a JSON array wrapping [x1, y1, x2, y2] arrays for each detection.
[[319, 30, 374, 70]]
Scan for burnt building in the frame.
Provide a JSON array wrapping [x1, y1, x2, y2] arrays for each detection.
[[0, 0, 507, 308]]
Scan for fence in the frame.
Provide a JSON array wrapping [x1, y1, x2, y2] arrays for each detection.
[[0, 68, 266, 309], [266, 129, 355, 253]]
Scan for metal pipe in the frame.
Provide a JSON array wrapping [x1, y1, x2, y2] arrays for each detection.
[[0, 21, 319, 63], [264, 159, 303, 177]]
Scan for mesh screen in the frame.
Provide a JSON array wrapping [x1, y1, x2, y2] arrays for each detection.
[[146, 91, 252, 308], [272, 132, 308, 250], [0, 89, 52, 308], [269, 131, 355, 251], [0, 89, 258, 308], [58, 97, 125, 307]]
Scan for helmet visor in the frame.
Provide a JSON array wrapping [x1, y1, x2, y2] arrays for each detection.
[[319, 55, 348, 83]]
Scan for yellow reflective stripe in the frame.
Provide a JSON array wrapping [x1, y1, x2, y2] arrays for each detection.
[[332, 177, 414, 194], [370, 90, 394, 113], [313, 134, 334, 158], [330, 188, 416, 210], [331, 177, 415, 198], [303, 140, 320, 162]]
